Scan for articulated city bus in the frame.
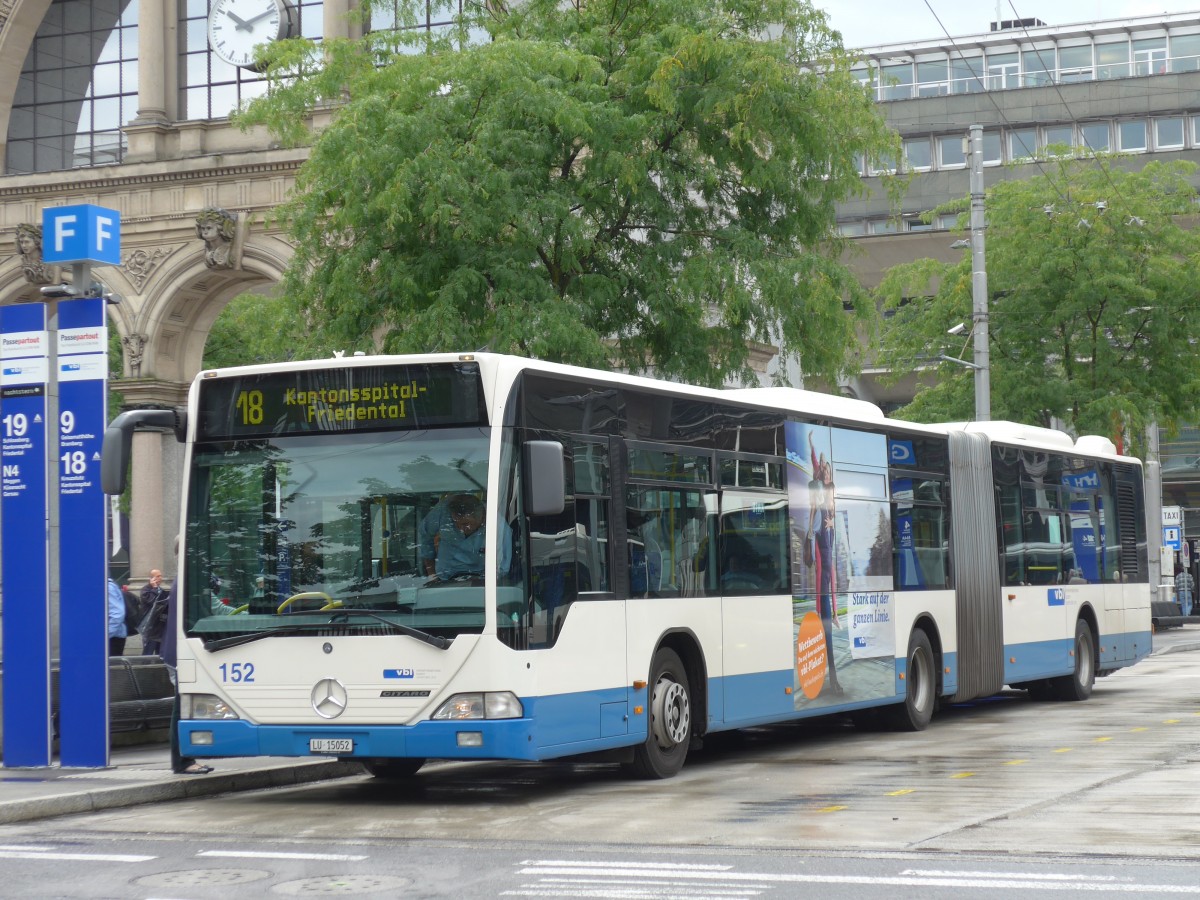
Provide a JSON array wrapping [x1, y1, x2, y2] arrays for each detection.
[[102, 353, 1151, 779]]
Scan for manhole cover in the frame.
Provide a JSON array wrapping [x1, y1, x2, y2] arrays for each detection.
[[136, 867, 271, 888], [273, 874, 413, 895]]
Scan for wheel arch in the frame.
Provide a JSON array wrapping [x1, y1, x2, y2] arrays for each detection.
[[910, 613, 945, 698], [1077, 602, 1100, 675]]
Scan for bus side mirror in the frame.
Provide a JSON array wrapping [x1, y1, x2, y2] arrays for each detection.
[[525, 440, 565, 516], [101, 408, 187, 495]]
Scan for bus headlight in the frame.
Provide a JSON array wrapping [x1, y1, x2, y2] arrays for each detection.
[[431, 691, 523, 720], [181, 693, 240, 720]]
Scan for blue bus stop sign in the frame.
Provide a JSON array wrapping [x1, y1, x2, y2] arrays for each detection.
[[56, 298, 110, 767], [41, 205, 121, 266], [0, 304, 52, 767]]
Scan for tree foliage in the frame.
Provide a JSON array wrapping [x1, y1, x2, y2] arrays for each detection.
[[875, 156, 1200, 452], [237, 0, 897, 386], [203, 292, 312, 370]]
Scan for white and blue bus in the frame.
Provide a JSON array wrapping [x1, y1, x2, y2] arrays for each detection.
[[102, 353, 1151, 779]]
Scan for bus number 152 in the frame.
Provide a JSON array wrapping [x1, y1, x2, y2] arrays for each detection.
[[219, 662, 256, 683]]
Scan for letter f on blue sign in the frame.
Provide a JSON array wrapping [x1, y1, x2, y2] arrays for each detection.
[[41, 205, 121, 265]]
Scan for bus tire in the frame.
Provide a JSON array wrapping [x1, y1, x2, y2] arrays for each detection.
[[1051, 619, 1095, 702], [885, 628, 936, 731], [626, 647, 692, 779], [363, 758, 425, 779]]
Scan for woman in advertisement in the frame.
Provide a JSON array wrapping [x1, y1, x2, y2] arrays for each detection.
[[809, 432, 842, 694]]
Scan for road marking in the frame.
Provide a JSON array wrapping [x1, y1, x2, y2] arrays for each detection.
[[198, 849, 369, 861], [1053, 747, 1073, 753], [510, 861, 1200, 893], [816, 805, 846, 812], [0, 845, 54, 852], [951, 772, 975, 779], [1093, 736, 1113, 742], [1164, 719, 1181, 725], [0, 850, 155, 862], [886, 788, 914, 795], [1003, 759, 1029, 765]]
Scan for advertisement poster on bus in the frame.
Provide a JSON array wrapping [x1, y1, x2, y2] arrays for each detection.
[[784, 420, 895, 711]]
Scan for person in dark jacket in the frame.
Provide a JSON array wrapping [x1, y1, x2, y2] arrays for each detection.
[[138, 568, 169, 657]]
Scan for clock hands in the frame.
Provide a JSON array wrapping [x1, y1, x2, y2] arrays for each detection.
[[237, 8, 278, 31], [224, 8, 276, 32]]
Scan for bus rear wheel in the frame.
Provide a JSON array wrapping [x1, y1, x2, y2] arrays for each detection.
[[626, 647, 691, 779], [884, 628, 935, 731], [1050, 620, 1095, 702], [363, 758, 425, 779]]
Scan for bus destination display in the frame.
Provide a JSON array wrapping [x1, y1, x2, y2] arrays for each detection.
[[197, 362, 486, 439]]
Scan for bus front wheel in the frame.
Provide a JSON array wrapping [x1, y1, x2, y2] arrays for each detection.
[[626, 647, 691, 779], [885, 628, 935, 731]]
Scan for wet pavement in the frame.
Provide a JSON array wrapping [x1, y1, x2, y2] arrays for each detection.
[[1, 626, 1198, 827]]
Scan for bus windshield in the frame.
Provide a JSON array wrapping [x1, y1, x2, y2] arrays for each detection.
[[182, 427, 495, 644]]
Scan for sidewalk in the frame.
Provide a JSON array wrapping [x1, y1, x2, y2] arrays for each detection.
[[4, 627, 1200, 827], [0, 745, 361, 826]]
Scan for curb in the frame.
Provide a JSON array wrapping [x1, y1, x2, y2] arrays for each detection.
[[0, 759, 361, 826]]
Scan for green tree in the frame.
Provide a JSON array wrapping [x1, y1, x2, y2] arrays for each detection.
[[238, 0, 897, 387], [203, 292, 312, 370], [874, 156, 1200, 451]]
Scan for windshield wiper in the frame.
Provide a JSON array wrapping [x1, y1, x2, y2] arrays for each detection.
[[203, 611, 451, 652], [328, 610, 450, 649], [204, 623, 330, 652]]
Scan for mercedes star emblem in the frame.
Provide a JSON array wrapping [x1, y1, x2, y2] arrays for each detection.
[[311, 677, 348, 719]]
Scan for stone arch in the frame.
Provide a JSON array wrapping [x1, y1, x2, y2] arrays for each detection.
[[134, 233, 294, 384]]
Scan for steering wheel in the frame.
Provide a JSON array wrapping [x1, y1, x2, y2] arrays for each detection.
[[276, 591, 341, 614]]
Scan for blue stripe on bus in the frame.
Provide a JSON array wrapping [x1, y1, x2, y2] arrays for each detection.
[[179, 636, 1146, 762]]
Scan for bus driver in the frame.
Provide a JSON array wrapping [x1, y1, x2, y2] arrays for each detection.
[[421, 493, 511, 581]]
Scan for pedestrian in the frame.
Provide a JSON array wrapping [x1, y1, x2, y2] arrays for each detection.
[[138, 568, 170, 657], [1176, 562, 1194, 618], [107, 577, 127, 656]]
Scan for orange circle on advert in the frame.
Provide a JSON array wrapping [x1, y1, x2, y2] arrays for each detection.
[[796, 611, 828, 700]]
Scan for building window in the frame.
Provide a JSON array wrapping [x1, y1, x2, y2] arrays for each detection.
[[7, 0, 139, 173], [950, 55, 984, 93], [916, 59, 949, 96], [1096, 40, 1130, 79], [1170, 33, 1200, 72], [1043, 124, 1073, 153], [837, 221, 866, 237], [1022, 48, 1054, 87], [986, 51, 1019, 89], [938, 134, 966, 167], [903, 137, 932, 171], [1057, 44, 1094, 82], [880, 62, 914, 101], [181, 0, 325, 121], [869, 219, 900, 235], [1155, 116, 1185, 149], [982, 130, 1002, 165], [1133, 37, 1167, 76], [1080, 122, 1110, 152], [1009, 127, 1037, 161], [1119, 120, 1147, 152]]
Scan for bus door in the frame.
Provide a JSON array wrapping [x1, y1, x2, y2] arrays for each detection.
[[717, 454, 794, 725], [521, 436, 628, 748]]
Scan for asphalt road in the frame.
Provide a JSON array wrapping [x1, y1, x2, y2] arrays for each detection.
[[4, 637, 1200, 898]]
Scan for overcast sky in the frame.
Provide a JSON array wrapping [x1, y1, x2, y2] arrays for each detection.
[[822, 1, 1200, 49]]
